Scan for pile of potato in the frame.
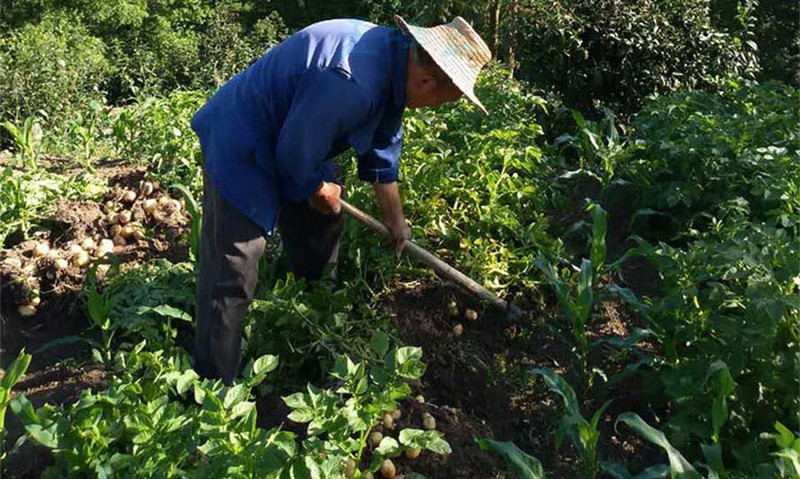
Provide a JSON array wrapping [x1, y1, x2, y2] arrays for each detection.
[[5, 180, 184, 318]]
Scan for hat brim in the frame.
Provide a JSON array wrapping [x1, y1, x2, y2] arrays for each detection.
[[394, 15, 488, 114]]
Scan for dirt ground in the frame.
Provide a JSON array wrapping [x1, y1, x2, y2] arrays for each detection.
[[2, 166, 665, 478]]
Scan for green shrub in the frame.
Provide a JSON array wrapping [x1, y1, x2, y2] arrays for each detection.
[[0, 12, 112, 121], [627, 80, 799, 234], [512, 0, 758, 115]]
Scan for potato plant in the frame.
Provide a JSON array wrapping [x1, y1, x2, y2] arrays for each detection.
[[283, 344, 450, 478]]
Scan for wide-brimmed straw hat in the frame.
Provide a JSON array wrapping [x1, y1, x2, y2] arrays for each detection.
[[394, 15, 492, 114]]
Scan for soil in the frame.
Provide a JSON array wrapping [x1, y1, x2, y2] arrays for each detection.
[[2, 161, 666, 478]]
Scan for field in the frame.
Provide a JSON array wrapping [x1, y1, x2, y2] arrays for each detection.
[[1, 3, 799, 479]]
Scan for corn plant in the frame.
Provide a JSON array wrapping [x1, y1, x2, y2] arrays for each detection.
[[475, 438, 547, 479], [613, 413, 702, 479], [535, 202, 607, 377], [530, 368, 611, 478], [1, 115, 42, 169], [766, 422, 800, 478], [1, 350, 32, 460]]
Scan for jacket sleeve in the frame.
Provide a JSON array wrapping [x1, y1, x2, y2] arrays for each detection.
[[349, 114, 403, 184], [274, 68, 371, 202]]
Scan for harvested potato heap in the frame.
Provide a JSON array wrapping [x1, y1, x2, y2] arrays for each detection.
[[2, 180, 187, 318]]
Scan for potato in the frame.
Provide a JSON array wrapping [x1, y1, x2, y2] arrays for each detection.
[[141, 181, 154, 197], [105, 200, 116, 212], [30, 296, 41, 307], [122, 190, 137, 203], [143, 198, 158, 213], [391, 409, 402, 420], [158, 195, 171, 207], [72, 251, 90, 267], [117, 210, 132, 225], [422, 412, 436, 430], [448, 301, 459, 317], [341, 458, 356, 478], [121, 225, 135, 238], [67, 244, 84, 256], [414, 395, 425, 403], [33, 242, 50, 258], [382, 412, 395, 430], [106, 212, 119, 224], [380, 459, 396, 479], [368, 431, 383, 447], [453, 323, 464, 337], [465, 309, 478, 322], [96, 239, 115, 257], [81, 237, 96, 251], [132, 229, 145, 241], [55, 258, 69, 270], [18, 304, 37, 317], [364, 474, 374, 479], [113, 235, 127, 247], [110, 224, 122, 237], [3, 257, 22, 268], [404, 448, 421, 460]]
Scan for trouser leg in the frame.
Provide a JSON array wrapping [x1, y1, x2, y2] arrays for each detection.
[[277, 183, 346, 282], [194, 168, 266, 384]]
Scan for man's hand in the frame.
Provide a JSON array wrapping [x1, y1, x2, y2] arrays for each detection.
[[308, 181, 342, 215], [385, 216, 411, 257]]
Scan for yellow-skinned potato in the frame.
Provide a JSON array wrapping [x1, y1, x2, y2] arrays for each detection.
[[380, 459, 396, 479], [33, 242, 50, 258], [382, 412, 395, 430], [422, 412, 436, 430], [404, 448, 421, 460], [368, 431, 383, 447]]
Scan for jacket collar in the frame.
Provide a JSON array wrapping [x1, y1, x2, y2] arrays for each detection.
[[391, 31, 410, 110]]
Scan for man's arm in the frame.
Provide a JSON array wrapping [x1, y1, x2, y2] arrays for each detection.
[[373, 181, 410, 255]]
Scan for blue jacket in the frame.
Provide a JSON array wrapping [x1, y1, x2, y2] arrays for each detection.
[[191, 19, 410, 233]]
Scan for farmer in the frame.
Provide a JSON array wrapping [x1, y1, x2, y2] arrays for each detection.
[[191, 15, 492, 383]]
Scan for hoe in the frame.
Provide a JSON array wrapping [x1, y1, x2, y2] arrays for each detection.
[[341, 199, 523, 324]]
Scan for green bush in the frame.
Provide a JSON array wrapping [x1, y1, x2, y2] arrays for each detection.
[[512, 0, 758, 115], [0, 12, 112, 120], [627, 80, 799, 234]]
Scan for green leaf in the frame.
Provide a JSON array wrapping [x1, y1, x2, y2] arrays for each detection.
[[0, 349, 31, 390], [615, 412, 701, 479], [575, 258, 594, 324], [587, 202, 607, 272], [700, 443, 725, 477], [135, 304, 191, 321], [376, 436, 401, 456], [399, 429, 451, 454], [223, 384, 247, 409], [252, 355, 279, 376], [283, 392, 308, 409], [287, 409, 314, 423], [475, 438, 546, 479], [370, 330, 390, 357], [530, 369, 580, 417]]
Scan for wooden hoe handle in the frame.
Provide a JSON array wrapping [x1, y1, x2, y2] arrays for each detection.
[[340, 199, 509, 312]]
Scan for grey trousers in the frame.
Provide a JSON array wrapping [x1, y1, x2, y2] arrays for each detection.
[[193, 169, 344, 383]]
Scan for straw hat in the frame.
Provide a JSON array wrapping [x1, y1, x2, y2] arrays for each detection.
[[394, 15, 492, 114]]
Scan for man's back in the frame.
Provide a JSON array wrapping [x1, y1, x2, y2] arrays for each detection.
[[191, 19, 406, 232]]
